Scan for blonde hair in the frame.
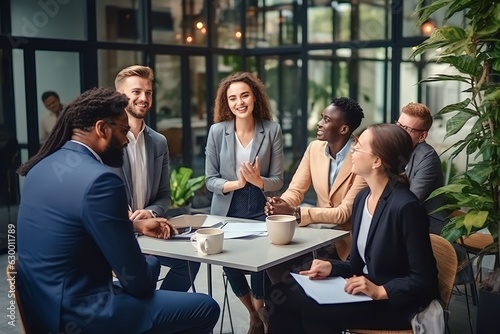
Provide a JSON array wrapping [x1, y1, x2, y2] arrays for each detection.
[[115, 65, 154, 89], [401, 102, 433, 130]]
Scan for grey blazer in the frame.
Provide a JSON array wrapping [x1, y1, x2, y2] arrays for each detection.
[[205, 119, 284, 216], [406, 141, 447, 234], [111, 125, 171, 217]]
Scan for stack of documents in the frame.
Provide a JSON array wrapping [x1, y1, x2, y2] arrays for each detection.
[[221, 220, 268, 239]]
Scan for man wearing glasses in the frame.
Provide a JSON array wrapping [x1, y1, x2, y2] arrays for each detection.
[[396, 102, 447, 234]]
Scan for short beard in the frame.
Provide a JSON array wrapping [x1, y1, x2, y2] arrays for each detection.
[[126, 105, 147, 119], [101, 136, 124, 167]]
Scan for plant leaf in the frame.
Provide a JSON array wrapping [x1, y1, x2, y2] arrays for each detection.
[[416, 0, 454, 26], [444, 111, 476, 139], [437, 55, 482, 76]]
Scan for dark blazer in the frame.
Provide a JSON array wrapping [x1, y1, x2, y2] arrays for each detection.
[[406, 141, 447, 234], [17, 141, 160, 333], [111, 125, 171, 217], [205, 119, 284, 216], [331, 181, 439, 311]]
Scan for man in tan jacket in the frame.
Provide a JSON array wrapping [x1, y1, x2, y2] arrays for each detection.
[[265, 97, 366, 261]]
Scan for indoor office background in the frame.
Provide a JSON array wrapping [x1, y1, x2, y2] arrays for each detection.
[[0, 0, 466, 247]]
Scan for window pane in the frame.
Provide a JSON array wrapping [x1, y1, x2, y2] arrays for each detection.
[[359, 1, 388, 41], [308, 6, 333, 43], [151, 0, 207, 46], [97, 0, 143, 43], [36, 51, 81, 145], [215, 0, 242, 48], [97, 50, 143, 88], [359, 60, 387, 125], [10, 0, 86, 40], [13, 49, 27, 144], [155, 55, 182, 165], [247, 1, 301, 48]]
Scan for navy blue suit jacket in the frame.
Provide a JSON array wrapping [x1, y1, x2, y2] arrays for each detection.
[[331, 181, 439, 311], [17, 141, 161, 333]]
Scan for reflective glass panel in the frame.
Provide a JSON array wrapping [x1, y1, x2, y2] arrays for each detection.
[[358, 60, 387, 125], [97, 50, 143, 88], [359, 1, 388, 41], [10, 0, 86, 40], [97, 0, 143, 43], [36, 51, 81, 145], [155, 55, 182, 165], [151, 0, 207, 46]]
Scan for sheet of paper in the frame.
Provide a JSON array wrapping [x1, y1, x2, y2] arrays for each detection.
[[290, 273, 373, 304], [221, 220, 267, 233]]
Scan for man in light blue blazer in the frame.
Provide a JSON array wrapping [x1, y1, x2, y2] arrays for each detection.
[[112, 65, 200, 292], [16, 87, 219, 333]]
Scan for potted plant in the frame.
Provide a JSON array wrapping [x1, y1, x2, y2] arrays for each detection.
[[411, 0, 500, 331], [166, 167, 206, 218]]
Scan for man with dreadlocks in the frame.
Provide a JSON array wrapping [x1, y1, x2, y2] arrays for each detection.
[[16, 87, 219, 333]]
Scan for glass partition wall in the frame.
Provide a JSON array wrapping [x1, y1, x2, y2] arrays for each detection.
[[1, 0, 443, 203]]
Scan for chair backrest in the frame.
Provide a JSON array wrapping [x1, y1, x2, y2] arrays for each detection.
[[5, 261, 27, 334], [430, 234, 458, 309]]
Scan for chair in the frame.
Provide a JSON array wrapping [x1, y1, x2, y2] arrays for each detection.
[[349, 234, 458, 334], [6, 260, 27, 334]]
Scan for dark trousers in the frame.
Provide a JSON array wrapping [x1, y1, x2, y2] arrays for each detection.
[[157, 257, 200, 292], [266, 282, 414, 334]]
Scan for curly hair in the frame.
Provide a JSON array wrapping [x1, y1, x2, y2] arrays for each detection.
[[401, 102, 433, 130], [18, 87, 129, 176], [368, 123, 414, 185], [213, 72, 273, 123], [331, 97, 364, 133], [115, 65, 154, 89]]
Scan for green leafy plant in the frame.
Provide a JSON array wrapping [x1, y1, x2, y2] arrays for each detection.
[[170, 167, 206, 208], [411, 0, 500, 268]]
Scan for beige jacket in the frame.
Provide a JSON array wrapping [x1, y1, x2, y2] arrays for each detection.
[[281, 140, 367, 259]]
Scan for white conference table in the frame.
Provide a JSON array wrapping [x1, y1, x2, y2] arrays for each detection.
[[138, 215, 349, 295]]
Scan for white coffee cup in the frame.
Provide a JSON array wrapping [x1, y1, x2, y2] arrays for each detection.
[[190, 228, 224, 255], [266, 215, 297, 245]]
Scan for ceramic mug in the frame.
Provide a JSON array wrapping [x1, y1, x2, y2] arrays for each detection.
[[190, 228, 224, 255], [265, 215, 297, 245]]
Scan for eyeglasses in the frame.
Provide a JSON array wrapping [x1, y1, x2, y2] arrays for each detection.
[[350, 146, 376, 156], [395, 121, 427, 133], [350, 134, 376, 156], [103, 119, 131, 135]]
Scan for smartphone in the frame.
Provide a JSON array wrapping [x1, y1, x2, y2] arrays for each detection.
[[175, 226, 192, 236]]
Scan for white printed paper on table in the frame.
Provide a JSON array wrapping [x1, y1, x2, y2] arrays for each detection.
[[291, 273, 373, 304]]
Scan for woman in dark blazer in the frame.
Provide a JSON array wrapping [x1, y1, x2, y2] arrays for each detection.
[[267, 124, 439, 333], [205, 72, 284, 334]]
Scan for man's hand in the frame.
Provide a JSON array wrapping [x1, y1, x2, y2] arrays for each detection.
[[133, 218, 178, 239], [129, 209, 153, 221], [265, 196, 294, 216], [344, 275, 388, 300], [299, 259, 332, 279]]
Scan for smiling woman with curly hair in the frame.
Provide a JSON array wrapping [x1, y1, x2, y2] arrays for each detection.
[[206, 71, 284, 333]]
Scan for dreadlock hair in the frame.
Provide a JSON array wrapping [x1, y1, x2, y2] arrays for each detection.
[[213, 72, 272, 123], [331, 97, 364, 134], [368, 123, 414, 185], [17, 87, 129, 176]]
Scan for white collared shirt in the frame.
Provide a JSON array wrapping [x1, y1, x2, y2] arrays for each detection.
[[357, 194, 373, 274], [126, 124, 147, 211]]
